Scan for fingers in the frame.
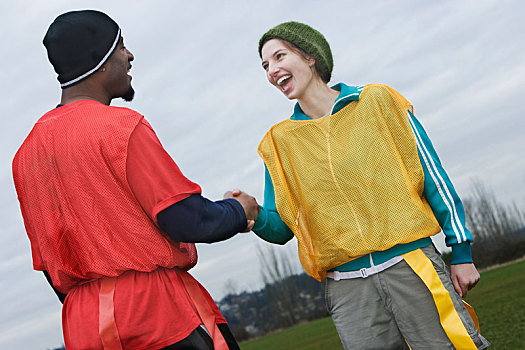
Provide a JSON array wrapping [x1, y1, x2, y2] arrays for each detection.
[[241, 220, 255, 233], [236, 195, 259, 220], [450, 263, 480, 298], [451, 275, 464, 298], [241, 194, 260, 221], [468, 278, 479, 290], [223, 189, 242, 199], [463, 274, 479, 298], [224, 188, 260, 222], [459, 275, 479, 297], [459, 281, 468, 298]]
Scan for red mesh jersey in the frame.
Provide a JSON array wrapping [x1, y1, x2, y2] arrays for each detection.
[[13, 100, 199, 293]]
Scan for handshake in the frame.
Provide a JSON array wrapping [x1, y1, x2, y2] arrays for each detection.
[[224, 189, 260, 232]]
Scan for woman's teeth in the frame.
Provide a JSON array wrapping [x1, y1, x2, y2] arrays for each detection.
[[277, 75, 292, 86]]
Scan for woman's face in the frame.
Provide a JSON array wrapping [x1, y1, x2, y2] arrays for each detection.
[[261, 38, 316, 100]]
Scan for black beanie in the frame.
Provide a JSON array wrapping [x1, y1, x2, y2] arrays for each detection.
[[43, 10, 121, 88]]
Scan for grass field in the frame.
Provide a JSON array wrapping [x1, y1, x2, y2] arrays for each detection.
[[240, 259, 525, 350], [465, 259, 525, 349], [240, 317, 343, 350]]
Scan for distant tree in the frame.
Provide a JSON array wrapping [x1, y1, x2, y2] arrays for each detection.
[[223, 278, 240, 297], [257, 243, 300, 284], [255, 243, 327, 329], [448, 180, 525, 268]]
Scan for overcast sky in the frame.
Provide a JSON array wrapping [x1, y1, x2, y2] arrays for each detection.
[[1, 0, 524, 348]]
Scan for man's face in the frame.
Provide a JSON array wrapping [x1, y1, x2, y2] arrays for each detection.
[[105, 37, 135, 101]]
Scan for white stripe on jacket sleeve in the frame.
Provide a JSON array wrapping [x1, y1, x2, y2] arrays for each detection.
[[407, 111, 467, 243]]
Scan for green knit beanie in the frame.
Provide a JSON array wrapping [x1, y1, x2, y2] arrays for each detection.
[[258, 21, 333, 83]]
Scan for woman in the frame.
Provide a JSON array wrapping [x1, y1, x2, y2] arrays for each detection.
[[248, 21, 489, 349]]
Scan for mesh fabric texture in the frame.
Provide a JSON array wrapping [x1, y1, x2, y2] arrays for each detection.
[[258, 84, 440, 281], [13, 101, 197, 293]]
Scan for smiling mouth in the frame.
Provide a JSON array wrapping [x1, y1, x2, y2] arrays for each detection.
[[277, 75, 292, 87]]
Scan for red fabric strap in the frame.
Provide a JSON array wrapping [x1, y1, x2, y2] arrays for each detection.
[[99, 277, 123, 350], [179, 271, 229, 350]]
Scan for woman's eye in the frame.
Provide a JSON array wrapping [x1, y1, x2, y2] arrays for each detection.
[[276, 53, 284, 59], [262, 63, 269, 71]]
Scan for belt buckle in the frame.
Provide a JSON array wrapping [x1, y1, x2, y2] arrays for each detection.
[[333, 271, 341, 281]]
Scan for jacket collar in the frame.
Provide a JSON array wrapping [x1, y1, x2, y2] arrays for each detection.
[[291, 83, 363, 121]]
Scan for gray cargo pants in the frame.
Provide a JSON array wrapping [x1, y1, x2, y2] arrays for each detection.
[[325, 245, 489, 349]]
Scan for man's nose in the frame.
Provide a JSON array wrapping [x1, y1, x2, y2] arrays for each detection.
[[126, 49, 134, 61]]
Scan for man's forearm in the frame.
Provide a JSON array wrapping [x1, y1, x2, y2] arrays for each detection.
[[157, 194, 246, 243]]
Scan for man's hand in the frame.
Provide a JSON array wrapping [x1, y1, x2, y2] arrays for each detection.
[[224, 189, 260, 232], [243, 219, 255, 233], [450, 263, 480, 298]]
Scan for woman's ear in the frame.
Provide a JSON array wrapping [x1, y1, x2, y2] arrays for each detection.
[[307, 57, 316, 67]]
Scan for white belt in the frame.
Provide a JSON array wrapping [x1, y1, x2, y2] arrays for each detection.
[[326, 256, 404, 280]]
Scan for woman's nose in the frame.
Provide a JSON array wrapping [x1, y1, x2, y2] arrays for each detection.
[[268, 62, 279, 77]]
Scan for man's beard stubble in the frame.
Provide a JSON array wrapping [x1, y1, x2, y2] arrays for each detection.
[[122, 86, 135, 102]]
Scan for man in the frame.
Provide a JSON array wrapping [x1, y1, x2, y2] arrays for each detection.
[[13, 10, 258, 349]]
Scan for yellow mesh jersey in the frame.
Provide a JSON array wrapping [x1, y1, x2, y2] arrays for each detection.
[[258, 84, 441, 281]]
